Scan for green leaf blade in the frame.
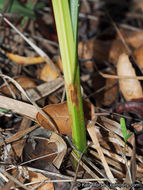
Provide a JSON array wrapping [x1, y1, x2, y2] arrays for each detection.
[[120, 117, 128, 141], [124, 132, 133, 143]]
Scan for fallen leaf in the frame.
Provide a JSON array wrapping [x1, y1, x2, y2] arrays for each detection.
[[23, 129, 66, 168], [40, 62, 59, 82], [24, 136, 57, 164], [29, 171, 54, 190], [36, 101, 92, 134], [132, 121, 143, 134], [49, 133, 67, 169], [0, 95, 37, 120], [7, 52, 45, 64], [117, 53, 143, 101], [37, 102, 71, 134]]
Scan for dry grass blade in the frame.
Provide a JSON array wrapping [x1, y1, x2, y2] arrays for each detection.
[[87, 120, 116, 184], [89, 149, 125, 177], [71, 151, 109, 190], [120, 134, 136, 190], [0, 95, 37, 119]]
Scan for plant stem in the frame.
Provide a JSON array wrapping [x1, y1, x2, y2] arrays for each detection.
[[69, 0, 79, 84], [52, 0, 86, 154]]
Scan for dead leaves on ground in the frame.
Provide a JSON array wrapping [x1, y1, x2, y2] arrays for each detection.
[[0, 75, 37, 97], [6, 52, 45, 65], [88, 116, 143, 183], [117, 53, 143, 101], [0, 125, 67, 189], [40, 62, 59, 82], [29, 171, 54, 190], [1, 8, 143, 189], [6, 52, 60, 82], [36, 100, 92, 134]]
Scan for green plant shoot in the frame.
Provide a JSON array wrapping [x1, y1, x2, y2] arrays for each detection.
[[52, 0, 87, 156], [120, 117, 133, 144]]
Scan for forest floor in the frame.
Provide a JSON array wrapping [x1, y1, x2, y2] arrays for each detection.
[[0, 0, 143, 189]]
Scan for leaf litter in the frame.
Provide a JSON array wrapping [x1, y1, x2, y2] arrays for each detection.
[[0, 0, 143, 190]]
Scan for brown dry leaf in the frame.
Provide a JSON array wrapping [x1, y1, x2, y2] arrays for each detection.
[[49, 133, 67, 169], [37, 102, 71, 134], [24, 136, 57, 164], [36, 101, 92, 134], [89, 149, 125, 178], [134, 44, 143, 68], [23, 132, 66, 169], [117, 53, 143, 101], [29, 171, 54, 190], [7, 52, 45, 64], [1, 75, 36, 97], [40, 62, 59, 82]]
